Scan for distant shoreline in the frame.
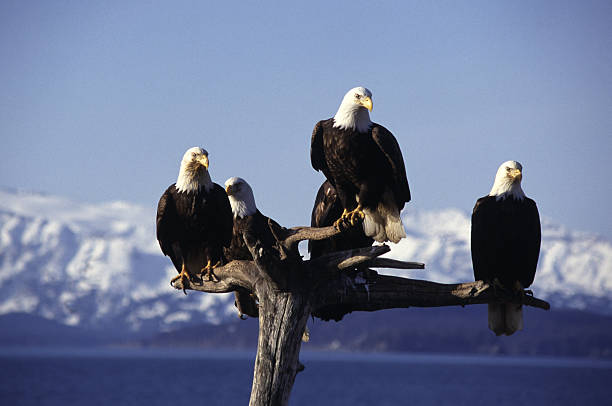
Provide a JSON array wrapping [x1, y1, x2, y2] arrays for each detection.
[[2, 346, 612, 369]]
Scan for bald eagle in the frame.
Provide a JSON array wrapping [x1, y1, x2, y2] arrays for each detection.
[[223, 177, 286, 261], [224, 177, 288, 318], [156, 147, 233, 292], [471, 160, 541, 336], [308, 180, 373, 258], [310, 87, 411, 243]]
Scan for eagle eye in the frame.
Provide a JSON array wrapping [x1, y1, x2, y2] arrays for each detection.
[[355, 94, 361, 99]]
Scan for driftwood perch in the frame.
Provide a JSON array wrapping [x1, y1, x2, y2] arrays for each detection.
[[172, 222, 550, 406]]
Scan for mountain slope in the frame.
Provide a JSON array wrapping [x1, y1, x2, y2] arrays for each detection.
[[1, 187, 611, 339], [385, 209, 612, 311], [0, 312, 109, 346], [0, 188, 235, 337]]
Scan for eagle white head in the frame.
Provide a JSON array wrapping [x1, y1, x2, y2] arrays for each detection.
[[489, 160, 526, 201], [333, 86, 373, 133], [225, 177, 257, 219], [175, 147, 213, 193]]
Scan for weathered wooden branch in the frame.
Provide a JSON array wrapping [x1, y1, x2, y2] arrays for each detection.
[[171, 222, 550, 406], [367, 257, 425, 269], [176, 259, 260, 293], [283, 224, 340, 252], [310, 274, 549, 321]]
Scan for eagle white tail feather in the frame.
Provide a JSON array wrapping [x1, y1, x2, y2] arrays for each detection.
[[363, 208, 387, 242], [361, 191, 406, 243], [504, 303, 523, 335], [488, 303, 523, 336], [384, 211, 406, 243], [488, 303, 505, 335]]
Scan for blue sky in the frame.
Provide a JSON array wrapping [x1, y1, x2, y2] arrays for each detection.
[[1, 1, 611, 240]]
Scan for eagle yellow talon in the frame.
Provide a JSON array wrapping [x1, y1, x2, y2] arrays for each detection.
[[333, 209, 350, 230], [345, 204, 365, 226], [170, 264, 192, 295], [349, 208, 365, 225], [334, 206, 365, 228], [201, 259, 222, 282]]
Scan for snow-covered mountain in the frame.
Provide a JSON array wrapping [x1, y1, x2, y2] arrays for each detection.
[[1, 188, 611, 336], [386, 209, 612, 312], [0, 188, 235, 336]]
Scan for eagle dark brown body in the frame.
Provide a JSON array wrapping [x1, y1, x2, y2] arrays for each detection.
[[156, 184, 233, 277], [311, 118, 410, 212], [471, 195, 541, 289], [308, 180, 373, 258]]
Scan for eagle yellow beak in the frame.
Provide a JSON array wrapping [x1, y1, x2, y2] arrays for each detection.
[[360, 96, 373, 112], [225, 185, 232, 195], [198, 155, 209, 169], [509, 168, 522, 180]]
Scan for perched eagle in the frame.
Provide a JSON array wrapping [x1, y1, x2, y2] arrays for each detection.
[[156, 147, 233, 291], [308, 180, 373, 259], [310, 87, 411, 243], [224, 177, 287, 319], [471, 160, 541, 336], [223, 177, 286, 261]]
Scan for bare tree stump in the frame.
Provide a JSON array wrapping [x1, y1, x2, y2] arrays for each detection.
[[250, 285, 311, 405], [172, 222, 550, 406]]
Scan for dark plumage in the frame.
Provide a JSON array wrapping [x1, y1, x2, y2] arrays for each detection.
[[223, 210, 286, 319], [223, 177, 287, 262], [471, 160, 541, 335], [472, 196, 541, 288], [156, 147, 233, 289], [223, 177, 288, 318], [310, 87, 411, 243], [224, 209, 285, 262], [308, 180, 373, 258]]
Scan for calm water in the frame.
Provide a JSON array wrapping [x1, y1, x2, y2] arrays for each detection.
[[1, 348, 611, 405]]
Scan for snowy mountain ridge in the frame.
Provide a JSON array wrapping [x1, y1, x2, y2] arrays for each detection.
[[1, 187, 611, 336], [0, 188, 234, 335]]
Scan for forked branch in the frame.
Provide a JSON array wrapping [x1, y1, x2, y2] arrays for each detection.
[[170, 221, 550, 406], [172, 237, 550, 316]]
